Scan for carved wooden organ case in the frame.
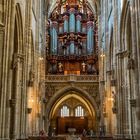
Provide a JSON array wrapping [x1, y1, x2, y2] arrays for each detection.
[[46, 0, 98, 75]]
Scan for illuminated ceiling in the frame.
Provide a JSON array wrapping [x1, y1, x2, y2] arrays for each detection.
[[47, 0, 99, 17]]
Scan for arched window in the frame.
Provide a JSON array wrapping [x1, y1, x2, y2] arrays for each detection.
[[75, 106, 84, 117], [60, 105, 70, 117]]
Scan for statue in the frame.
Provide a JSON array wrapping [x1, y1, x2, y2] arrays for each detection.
[[81, 62, 86, 72], [112, 91, 117, 113], [82, 129, 87, 137], [87, 64, 96, 74], [58, 62, 63, 72]]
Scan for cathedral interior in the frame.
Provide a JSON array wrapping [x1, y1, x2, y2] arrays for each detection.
[[0, 0, 140, 140]]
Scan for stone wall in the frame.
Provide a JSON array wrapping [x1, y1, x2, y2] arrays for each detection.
[[0, 0, 46, 139], [98, 0, 140, 139]]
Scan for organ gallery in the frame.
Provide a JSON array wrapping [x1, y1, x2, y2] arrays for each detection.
[[0, 0, 140, 140], [46, 0, 98, 75]]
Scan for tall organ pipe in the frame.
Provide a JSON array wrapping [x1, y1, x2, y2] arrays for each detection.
[[69, 8, 75, 32], [63, 15, 69, 33], [50, 21, 58, 55], [76, 15, 81, 32], [87, 21, 94, 55]]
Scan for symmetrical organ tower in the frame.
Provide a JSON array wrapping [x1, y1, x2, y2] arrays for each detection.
[[46, 0, 98, 75]]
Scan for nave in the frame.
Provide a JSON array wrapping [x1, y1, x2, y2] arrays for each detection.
[[0, 0, 140, 140]]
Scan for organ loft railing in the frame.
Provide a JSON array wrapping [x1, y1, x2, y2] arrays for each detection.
[[45, 75, 99, 83]]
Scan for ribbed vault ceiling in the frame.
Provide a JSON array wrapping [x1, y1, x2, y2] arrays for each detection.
[[46, 0, 99, 17]]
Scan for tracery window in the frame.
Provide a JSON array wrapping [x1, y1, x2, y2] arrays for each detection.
[[61, 105, 70, 117], [75, 106, 84, 117]]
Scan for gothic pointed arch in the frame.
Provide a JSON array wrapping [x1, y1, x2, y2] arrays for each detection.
[[46, 85, 99, 118], [45, 85, 99, 133]]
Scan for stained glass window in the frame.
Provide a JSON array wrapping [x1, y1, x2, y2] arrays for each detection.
[[61, 105, 70, 117], [75, 106, 84, 117]]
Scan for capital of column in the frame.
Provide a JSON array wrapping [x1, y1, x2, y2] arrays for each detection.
[[12, 53, 25, 69]]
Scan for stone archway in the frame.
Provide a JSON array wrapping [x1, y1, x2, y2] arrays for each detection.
[[45, 85, 100, 134]]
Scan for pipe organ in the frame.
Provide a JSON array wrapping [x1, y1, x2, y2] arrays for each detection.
[[47, 0, 98, 75]]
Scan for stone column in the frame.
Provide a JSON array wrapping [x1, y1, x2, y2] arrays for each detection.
[[0, 0, 16, 139], [134, 0, 140, 139], [113, 0, 122, 138], [24, 0, 32, 138], [116, 52, 124, 139], [10, 54, 24, 140], [116, 52, 132, 139], [122, 54, 131, 138], [130, 0, 140, 139], [0, 23, 5, 139]]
